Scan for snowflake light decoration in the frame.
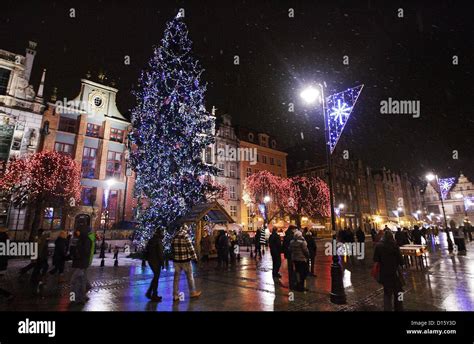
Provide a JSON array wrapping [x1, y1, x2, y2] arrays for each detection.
[[325, 84, 364, 154], [438, 177, 456, 200]]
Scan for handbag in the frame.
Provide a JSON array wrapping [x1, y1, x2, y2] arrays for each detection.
[[371, 262, 381, 283]]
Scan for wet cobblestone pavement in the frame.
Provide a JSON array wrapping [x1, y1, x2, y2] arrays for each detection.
[[1, 233, 473, 311]]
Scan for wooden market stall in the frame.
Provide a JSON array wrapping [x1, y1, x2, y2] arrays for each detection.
[[179, 201, 235, 257]]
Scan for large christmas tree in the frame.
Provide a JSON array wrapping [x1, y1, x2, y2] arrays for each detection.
[[130, 13, 217, 249]]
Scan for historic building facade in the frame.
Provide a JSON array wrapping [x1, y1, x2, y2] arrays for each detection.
[[38, 75, 136, 234], [0, 41, 46, 234], [236, 127, 287, 231], [423, 173, 474, 227]]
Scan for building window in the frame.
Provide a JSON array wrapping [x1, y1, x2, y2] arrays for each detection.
[[229, 164, 236, 178], [54, 142, 73, 156], [81, 187, 97, 206], [103, 190, 119, 220], [58, 117, 77, 134], [106, 151, 122, 178], [455, 205, 462, 213], [42, 207, 62, 230], [270, 157, 274, 165], [217, 163, 225, 176], [82, 147, 97, 178], [277, 159, 281, 167], [229, 185, 236, 199], [246, 167, 252, 177], [86, 123, 101, 138], [271, 140, 277, 149], [110, 128, 124, 143], [248, 133, 254, 142], [230, 205, 237, 217], [205, 146, 213, 164], [0, 68, 11, 95], [262, 155, 267, 164]]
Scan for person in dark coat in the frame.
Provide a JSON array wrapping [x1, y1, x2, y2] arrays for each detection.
[[373, 230, 405, 311], [49, 230, 68, 282], [145, 230, 165, 302], [254, 228, 262, 258], [374, 229, 384, 243], [31, 230, 50, 291], [356, 227, 365, 244], [283, 225, 296, 289], [215, 230, 229, 269], [370, 228, 377, 241], [303, 228, 317, 276], [70, 227, 92, 305], [395, 228, 407, 247], [0, 227, 13, 300], [412, 225, 422, 245], [269, 228, 282, 278]]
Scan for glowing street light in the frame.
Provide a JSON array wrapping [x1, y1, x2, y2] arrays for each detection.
[[300, 86, 320, 104], [426, 173, 436, 182], [338, 203, 345, 209], [263, 195, 271, 204]]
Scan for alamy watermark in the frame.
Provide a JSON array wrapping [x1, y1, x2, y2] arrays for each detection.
[[324, 240, 365, 260], [217, 145, 257, 165], [0, 240, 38, 259], [380, 98, 420, 118]]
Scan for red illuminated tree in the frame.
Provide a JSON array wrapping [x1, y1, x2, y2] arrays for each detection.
[[243, 170, 290, 223], [244, 171, 330, 229], [284, 176, 330, 228], [0, 151, 81, 238]]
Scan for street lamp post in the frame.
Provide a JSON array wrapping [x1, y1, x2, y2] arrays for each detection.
[[426, 173, 453, 252], [100, 178, 116, 267], [301, 83, 346, 304]]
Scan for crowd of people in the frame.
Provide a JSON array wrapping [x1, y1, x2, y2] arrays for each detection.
[[1, 220, 472, 311]]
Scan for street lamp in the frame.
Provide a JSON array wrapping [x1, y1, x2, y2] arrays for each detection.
[[425, 173, 453, 251], [300, 83, 346, 304], [100, 178, 117, 267]]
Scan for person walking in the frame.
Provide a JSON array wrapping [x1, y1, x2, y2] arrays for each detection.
[[303, 228, 317, 276], [70, 227, 93, 305], [0, 227, 13, 301], [290, 230, 309, 292], [31, 229, 50, 293], [373, 230, 405, 311], [370, 228, 377, 241], [200, 231, 211, 262], [395, 228, 407, 247], [171, 225, 201, 301], [283, 225, 296, 289], [145, 230, 164, 302], [269, 228, 282, 278], [49, 230, 68, 282], [254, 228, 262, 258]]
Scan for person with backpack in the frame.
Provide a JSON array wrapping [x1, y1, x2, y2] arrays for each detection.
[[145, 230, 164, 302]]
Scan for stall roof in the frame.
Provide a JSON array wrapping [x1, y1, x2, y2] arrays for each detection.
[[180, 202, 234, 224]]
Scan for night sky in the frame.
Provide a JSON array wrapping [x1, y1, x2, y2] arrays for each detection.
[[1, 0, 473, 180]]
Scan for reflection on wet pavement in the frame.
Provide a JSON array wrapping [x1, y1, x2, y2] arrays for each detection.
[[1, 233, 473, 311]]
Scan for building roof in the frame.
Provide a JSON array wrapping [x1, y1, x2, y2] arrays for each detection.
[[179, 201, 234, 224]]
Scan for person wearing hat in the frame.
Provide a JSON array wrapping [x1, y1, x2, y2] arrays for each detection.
[[0, 226, 13, 301], [171, 225, 201, 301]]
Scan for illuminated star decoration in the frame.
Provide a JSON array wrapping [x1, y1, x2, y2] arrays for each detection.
[[464, 196, 474, 210], [438, 177, 456, 200], [325, 84, 364, 154]]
